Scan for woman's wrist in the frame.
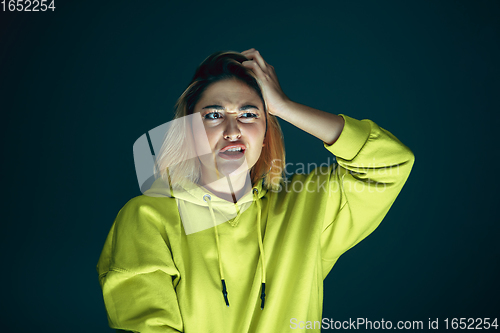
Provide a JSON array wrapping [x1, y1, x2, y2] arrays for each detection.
[[267, 97, 293, 118], [272, 100, 345, 146]]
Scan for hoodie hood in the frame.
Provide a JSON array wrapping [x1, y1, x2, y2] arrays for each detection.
[[143, 176, 267, 233], [143, 175, 269, 309], [143, 174, 267, 202]]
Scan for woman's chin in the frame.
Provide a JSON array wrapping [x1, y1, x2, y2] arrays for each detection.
[[198, 155, 252, 181], [218, 161, 249, 177]]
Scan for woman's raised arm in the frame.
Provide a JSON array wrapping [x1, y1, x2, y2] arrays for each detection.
[[240, 48, 345, 145], [242, 49, 415, 279]]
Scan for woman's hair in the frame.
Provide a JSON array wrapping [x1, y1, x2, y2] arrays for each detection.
[[154, 50, 286, 191]]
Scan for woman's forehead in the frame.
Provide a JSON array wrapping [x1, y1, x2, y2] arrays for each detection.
[[197, 80, 262, 109], [200, 80, 262, 104]]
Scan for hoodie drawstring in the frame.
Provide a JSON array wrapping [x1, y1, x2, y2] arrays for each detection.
[[203, 194, 230, 307], [203, 188, 267, 310], [253, 188, 267, 310]]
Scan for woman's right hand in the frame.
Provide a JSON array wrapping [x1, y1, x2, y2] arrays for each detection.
[[240, 48, 291, 117]]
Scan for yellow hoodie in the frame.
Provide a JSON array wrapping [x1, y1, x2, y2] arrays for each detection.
[[96, 114, 415, 333]]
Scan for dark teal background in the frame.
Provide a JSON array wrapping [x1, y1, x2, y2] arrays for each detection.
[[1, 1, 499, 332]]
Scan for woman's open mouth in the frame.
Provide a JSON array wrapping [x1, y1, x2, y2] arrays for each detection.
[[218, 145, 246, 160]]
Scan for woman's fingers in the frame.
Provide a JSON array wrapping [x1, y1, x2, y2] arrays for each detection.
[[241, 49, 268, 70], [241, 48, 255, 54], [241, 50, 282, 94], [242, 60, 267, 82], [240, 48, 255, 55], [241, 49, 274, 84], [238, 49, 290, 116]]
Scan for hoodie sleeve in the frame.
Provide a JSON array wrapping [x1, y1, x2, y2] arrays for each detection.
[[96, 197, 183, 333], [320, 114, 415, 278]]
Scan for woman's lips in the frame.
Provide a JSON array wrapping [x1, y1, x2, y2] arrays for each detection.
[[218, 143, 246, 160], [218, 149, 245, 160], [219, 143, 246, 153]]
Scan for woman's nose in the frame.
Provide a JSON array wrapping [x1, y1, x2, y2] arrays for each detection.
[[223, 117, 241, 140]]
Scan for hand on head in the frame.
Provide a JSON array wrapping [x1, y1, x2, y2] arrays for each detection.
[[240, 48, 291, 117]]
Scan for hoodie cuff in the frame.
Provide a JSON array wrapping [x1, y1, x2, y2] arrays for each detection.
[[323, 114, 371, 161]]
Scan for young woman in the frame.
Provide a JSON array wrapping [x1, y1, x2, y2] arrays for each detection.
[[96, 49, 415, 333]]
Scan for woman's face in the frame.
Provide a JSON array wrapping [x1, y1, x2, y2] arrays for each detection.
[[192, 78, 267, 180]]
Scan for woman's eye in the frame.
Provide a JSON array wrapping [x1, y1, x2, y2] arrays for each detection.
[[204, 112, 223, 120], [203, 111, 258, 121], [240, 112, 258, 119]]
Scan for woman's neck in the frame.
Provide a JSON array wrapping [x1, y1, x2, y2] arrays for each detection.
[[199, 170, 252, 203]]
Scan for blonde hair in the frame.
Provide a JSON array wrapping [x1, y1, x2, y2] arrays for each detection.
[[154, 51, 286, 191]]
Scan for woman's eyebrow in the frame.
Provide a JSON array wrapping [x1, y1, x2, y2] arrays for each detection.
[[201, 105, 225, 110], [201, 104, 260, 111], [240, 105, 260, 111]]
